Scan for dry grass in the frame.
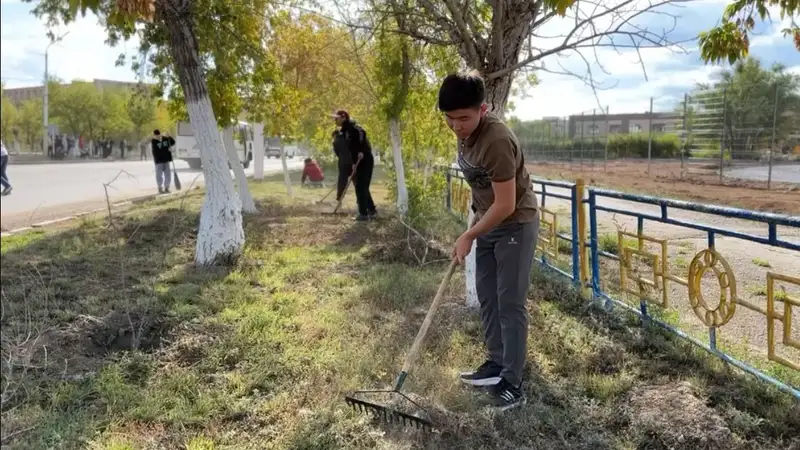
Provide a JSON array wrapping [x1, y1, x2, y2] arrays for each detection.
[[1, 169, 798, 449]]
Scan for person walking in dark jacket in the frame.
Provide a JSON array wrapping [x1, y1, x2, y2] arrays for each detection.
[[151, 129, 175, 193], [332, 110, 376, 221], [331, 129, 352, 201]]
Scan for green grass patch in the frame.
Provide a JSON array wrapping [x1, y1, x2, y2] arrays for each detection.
[[752, 257, 772, 268], [599, 232, 639, 256]]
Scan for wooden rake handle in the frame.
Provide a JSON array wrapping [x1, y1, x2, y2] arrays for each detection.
[[333, 159, 361, 213], [394, 260, 458, 390], [318, 185, 336, 203]]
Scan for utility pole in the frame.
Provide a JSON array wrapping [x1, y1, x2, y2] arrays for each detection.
[[42, 32, 69, 157]]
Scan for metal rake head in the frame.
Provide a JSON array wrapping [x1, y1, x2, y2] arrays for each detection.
[[344, 390, 434, 431]]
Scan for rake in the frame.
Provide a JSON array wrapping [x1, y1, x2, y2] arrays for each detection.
[[332, 159, 361, 214], [345, 259, 458, 431], [315, 185, 336, 204]]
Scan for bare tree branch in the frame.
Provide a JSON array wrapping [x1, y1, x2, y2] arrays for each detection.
[[487, 0, 689, 80], [441, 0, 482, 65]]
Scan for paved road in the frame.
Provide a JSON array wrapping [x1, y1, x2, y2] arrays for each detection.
[[0, 158, 304, 228], [727, 164, 800, 183]]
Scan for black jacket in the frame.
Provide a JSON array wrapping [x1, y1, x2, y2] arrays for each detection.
[[332, 131, 352, 166], [340, 119, 372, 164], [151, 136, 175, 164]]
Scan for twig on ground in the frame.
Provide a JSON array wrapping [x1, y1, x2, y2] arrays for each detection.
[[25, 202, 44, 228], [397, 214, 452, 266], [0, 425, 37, 445], [398, 216, 430, 265], [102, 170, 138, 230]]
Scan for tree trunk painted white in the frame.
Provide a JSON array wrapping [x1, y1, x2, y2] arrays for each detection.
[[465, 203, 479, 308], [165, 9, 244, 265], [279, 138, 293, 197], [222, 127, 257, 213], [253, 123, 265, 180], [389, 118, 409, 216], [187, 96, 246, 264]]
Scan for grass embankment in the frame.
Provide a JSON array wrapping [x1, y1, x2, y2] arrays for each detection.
[[1, 170, 798, 449]]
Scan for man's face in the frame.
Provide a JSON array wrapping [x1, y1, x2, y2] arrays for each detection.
[[334, 115, 345, 126], [444, 104, 487, 139]]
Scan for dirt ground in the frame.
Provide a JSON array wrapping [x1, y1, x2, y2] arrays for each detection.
[[528, 160, 800, 215]]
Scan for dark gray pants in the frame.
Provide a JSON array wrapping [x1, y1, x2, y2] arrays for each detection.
[[475, 218, 539, 386]]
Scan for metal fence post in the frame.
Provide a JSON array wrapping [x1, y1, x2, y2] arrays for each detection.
[[588, 189, 601, 302], [768, 84, 779, 190], [576, 178, 588, 291], [446, 170, 452, 211], [603, 106, 610, 172], [570, 183, 580, 286], [580, 112, 585, 170], [720, 87, 727, 184], [681, 93, 688, 179], [647, 96, 654, 176], [589, 108, 597, 172], [565, 118, 575, 170]]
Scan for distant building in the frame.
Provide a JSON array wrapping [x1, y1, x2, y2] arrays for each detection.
[[2, 78, 152, 105], [568, 112, 681, 138], [541, 116, 567, 134]]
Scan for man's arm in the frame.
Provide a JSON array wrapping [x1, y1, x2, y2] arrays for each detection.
[[465, 138, 518, 239], [466, 181, 516, 239]]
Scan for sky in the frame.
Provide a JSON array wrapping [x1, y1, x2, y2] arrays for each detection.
[[1, 0, 798, 120]]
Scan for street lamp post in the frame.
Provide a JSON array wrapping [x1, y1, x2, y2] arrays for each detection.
[[42, 32, 69, 157]]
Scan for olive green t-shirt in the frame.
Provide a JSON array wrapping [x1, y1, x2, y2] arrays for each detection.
[[457, 112, 538, 224]]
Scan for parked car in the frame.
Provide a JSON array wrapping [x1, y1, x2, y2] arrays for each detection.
[[265, 142, 297, 159]]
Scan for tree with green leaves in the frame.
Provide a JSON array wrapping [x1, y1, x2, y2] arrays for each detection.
[[28, 0, 279, 264], [369, 2, 414, 215], [49, 81, 97, 143], [17, 99, 44, 153], [1, 89, 19, 148], [692, 57, 800, 158], [98, 88, 134, 142], [699, 0, 799, 64], [340, 0, 682, 116], [127, 83, 158, 146], [330, 0, 461, 216], [255, 12, 377, 196]]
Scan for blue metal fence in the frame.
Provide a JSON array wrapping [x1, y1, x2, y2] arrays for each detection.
[[442, 166, 800, 399]]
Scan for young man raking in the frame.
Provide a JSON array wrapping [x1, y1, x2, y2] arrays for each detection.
[[440, 71, 540, 410]]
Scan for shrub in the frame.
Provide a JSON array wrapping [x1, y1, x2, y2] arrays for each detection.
[[386, 165, 448, 228], [520, 133, 682, 160]]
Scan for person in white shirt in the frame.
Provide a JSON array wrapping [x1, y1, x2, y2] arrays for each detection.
[[0, 140, 11, 196]]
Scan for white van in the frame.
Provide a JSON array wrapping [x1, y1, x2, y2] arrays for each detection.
[[175, 121, 253, 170]]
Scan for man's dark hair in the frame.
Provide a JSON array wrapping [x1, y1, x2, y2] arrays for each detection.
[[437, 70, 485, 112], [153, 129, 161, 135], [304, 157, 312, 164]]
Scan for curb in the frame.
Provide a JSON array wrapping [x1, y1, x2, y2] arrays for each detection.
[[0, 166, 303, 238], [9, 157, 140, 166], [1, 191, 183, 238], [32, 216, 76, 228]]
